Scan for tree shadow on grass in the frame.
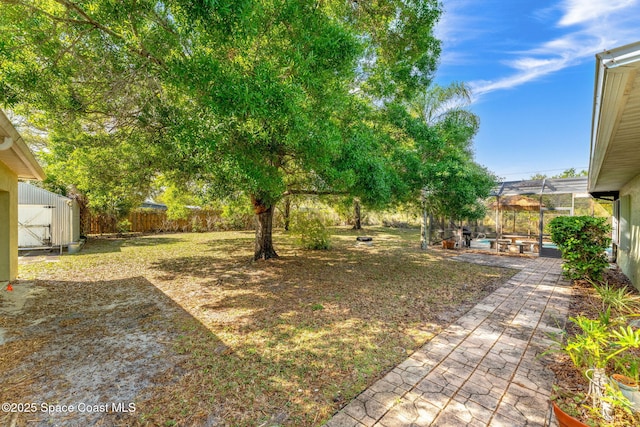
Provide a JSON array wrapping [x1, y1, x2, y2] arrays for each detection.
[[10, 227, 514, 426], [0, 276, 229, 427], [0, 271, 416, 427], [146, 247, 514, 418], [120, 230, 516, 426]]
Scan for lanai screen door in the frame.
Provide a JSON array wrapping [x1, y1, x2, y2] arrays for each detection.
[[539, 208, 571, 258]]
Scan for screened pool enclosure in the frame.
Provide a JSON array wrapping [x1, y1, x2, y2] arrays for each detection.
[[486, 177, 610, 257]]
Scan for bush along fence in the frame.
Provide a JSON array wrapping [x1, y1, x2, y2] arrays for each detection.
[[87, 209, 254, 234]]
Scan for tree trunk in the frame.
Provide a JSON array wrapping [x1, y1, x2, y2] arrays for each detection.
[[68, 186, 89, 236], [353, 199, 362, 230], [283, 196, 291, 232], [252, 197, 278, 261]]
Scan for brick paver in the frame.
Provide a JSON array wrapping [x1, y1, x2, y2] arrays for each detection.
[[325, 255, 570, 427]]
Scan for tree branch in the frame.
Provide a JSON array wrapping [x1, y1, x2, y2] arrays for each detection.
[[1, 0, 86, 25], [51, 0, 166, 68]]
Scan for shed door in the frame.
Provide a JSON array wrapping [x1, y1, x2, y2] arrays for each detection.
[[19, 205, 53, 248]]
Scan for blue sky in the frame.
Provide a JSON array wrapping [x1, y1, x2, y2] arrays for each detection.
[[434, 0, 640, 181]]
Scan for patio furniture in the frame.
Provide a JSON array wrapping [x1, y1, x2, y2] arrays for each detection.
[[520, 240, 539, 253], [487, 238, 511, 250], [507, 242, 526, 254]]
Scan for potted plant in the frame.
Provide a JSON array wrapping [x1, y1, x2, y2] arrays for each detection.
[[550, 386, 591, 427], [442, 238, 456, 249], [611, 355, 640, 412], [552, 311, 640, 425], [611, 374, 640, 410]]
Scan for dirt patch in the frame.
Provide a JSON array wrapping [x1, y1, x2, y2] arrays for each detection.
[[0, 282, 46, 347], [0, 278, 193, 427], [0, 281, 47, 315]]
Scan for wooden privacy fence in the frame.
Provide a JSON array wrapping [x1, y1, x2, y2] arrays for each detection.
[[87, 209, 253, 234]]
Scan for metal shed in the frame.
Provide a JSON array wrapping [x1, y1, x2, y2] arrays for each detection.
[[18, 182, 80, 249]]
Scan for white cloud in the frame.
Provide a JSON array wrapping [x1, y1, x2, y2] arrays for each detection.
[[435, 0, 492, 47], [467, 0, 639, 99], [469, 55, 576, 97], [529, 33, 609, 60], [469, 61, 563, 98], [559, 0, 636, 27], [438, 50, 475, 67], [506, 57, 558, 71]]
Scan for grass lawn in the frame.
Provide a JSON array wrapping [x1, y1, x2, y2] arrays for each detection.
[[1, 227, 515, 426]]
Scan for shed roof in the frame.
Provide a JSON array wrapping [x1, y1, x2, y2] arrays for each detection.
[[0, 109, 45, 180], [490, 177, 589, 197], [141, 200, 168, 210], [18, 182, 72, 204]]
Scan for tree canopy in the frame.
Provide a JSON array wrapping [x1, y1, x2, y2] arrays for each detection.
[[0, 0, 494, 258], [530, 168, 588, 180]]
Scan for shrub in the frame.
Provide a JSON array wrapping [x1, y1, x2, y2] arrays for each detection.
[[593, 282, 640, 314], [291, 212, 331, 250], [549, 216, 611, 281], [191, 216, 204, 233], [220, 196, 254, 230], [116, 219, 132, 233]]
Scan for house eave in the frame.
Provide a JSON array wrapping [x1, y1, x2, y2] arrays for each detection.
[[589, 41, 640, 195], [0, 110, 45, 181]]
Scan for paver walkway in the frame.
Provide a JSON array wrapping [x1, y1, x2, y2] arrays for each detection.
[[325, 255, 571, 427]]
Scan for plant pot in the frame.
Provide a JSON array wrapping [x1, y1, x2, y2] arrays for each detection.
[[612, 373, 638, 388], [551, 401, 589, 427], [611, 374, 640, 412], [68, 242, 82, 254], [442, 240, 455, 249]]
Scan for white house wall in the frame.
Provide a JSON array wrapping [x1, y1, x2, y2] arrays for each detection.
[[618, 172, 640, 289]]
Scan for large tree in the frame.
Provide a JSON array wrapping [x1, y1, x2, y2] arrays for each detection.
[[0, 0, 442, 260]]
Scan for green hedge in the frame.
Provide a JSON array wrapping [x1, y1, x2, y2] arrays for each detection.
[[548, 216, 611, 281]]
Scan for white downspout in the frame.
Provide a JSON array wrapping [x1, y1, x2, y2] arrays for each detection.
[[0, 137, 13, 150]]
